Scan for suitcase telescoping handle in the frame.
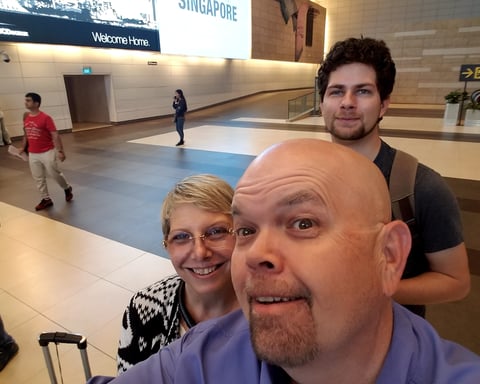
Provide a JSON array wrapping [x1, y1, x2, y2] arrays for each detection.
[[38, 332, 92, 383]]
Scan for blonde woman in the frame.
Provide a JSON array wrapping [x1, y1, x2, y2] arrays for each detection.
[[117, 174, 238, 373]]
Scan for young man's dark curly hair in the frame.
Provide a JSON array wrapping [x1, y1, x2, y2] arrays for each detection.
[[317, 37, 396, 102]]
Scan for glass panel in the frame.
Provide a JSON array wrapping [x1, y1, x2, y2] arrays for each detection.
[[288, 92, 315, 120]]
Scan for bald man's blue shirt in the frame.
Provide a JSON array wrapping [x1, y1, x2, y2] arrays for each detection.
[[89, 309, 287, 383], [88, 304, 480, 384]]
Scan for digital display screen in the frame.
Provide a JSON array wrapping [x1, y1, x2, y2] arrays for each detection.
[[0, 0, 252, 59], [0, 0, 160, 51]]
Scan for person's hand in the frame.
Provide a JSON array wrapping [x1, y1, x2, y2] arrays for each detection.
[[57, 150, 66, 162]]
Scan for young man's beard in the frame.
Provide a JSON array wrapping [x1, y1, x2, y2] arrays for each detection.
[[327, 119, 379, 141]]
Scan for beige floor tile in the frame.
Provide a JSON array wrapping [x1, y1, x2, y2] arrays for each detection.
[[56, 240, 147, 277], [104, 252, 176, 292], [0, 209, 66, 244], [0, 231, 38, 260], [383, 136, 480, 180], [42, 279, 132, 336], [129, 125, 332, 157], [0, 245, 60, 291], [6, 256, 100, 312], [0, 292, 38, 330], [19, 223, 113, 261], [88, 313, 124, 360], [87, 344, 118, 379], [0, 202, 31, 223]]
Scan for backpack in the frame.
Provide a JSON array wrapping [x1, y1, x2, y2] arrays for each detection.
[[389, 150, 418, 237], [390, 150, 429, 317]]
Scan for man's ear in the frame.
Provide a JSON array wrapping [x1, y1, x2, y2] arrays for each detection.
[[380, 220, 411, 296], [379, 97, 390, 118]]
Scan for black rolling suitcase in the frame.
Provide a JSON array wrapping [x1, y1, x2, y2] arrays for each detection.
[[38, 332, 92, 383]]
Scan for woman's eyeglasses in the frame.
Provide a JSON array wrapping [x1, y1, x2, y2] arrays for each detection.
[[163, 227, 234, 250]]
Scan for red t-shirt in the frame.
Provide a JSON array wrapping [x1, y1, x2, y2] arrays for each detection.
[[24, 111, 57, 153]]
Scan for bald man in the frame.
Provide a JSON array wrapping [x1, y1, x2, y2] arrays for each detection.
[[88, 139, 480, 384]]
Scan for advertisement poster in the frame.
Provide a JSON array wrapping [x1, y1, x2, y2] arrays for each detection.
[[157, 0, 251, 59], [0, 0, 160, 51]]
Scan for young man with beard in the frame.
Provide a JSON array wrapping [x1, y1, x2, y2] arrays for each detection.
[[317, 37, 470, 318], [87, 139, 480, 384]]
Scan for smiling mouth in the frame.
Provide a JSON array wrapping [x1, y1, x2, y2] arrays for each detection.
[[255, 296, 300, 304], [189, 264, 221, 276]]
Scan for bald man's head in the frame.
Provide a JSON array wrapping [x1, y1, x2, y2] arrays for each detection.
[[236, 138, 391, 227], [231, 139, 411, 371]]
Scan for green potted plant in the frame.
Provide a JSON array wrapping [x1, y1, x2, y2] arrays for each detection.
[[443, 90, 468, 126], [444, 90, 468, 104], [464, 100, 480, 127]]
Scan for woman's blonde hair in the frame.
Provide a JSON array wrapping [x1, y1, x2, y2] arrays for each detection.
[[161, 174, 234, 239]]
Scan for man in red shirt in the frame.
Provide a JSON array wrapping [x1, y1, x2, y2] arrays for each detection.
[[20, 92, 73, 211]]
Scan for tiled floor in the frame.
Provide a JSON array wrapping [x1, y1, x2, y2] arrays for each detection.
[[0, 90, 479, 383]]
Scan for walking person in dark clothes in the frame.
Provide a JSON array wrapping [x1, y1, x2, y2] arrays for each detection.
[[0, 315, 19, 371], [172, 89, 187, 146]]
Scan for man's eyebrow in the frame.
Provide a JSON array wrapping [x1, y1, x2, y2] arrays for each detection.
[[231, 190, 321, 216], [355, 82, 376, 88], [327, 82, 375, 89], [326, 83, 345, 89], [231, 205, 240, 216], [278, 190, 322, 207]]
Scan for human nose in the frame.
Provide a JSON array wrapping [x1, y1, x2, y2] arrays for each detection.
[[340, 90, 356, 109], [242, 229, 283, 273], [190, 236, 212, 260]]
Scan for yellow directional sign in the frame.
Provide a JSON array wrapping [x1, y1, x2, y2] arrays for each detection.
[[459, 64, 480, 81]]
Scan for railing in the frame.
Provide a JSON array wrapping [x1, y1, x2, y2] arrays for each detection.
[[287, 91, 318, 121]]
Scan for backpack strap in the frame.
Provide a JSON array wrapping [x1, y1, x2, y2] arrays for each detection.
[[390, 150, 418, 236]]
